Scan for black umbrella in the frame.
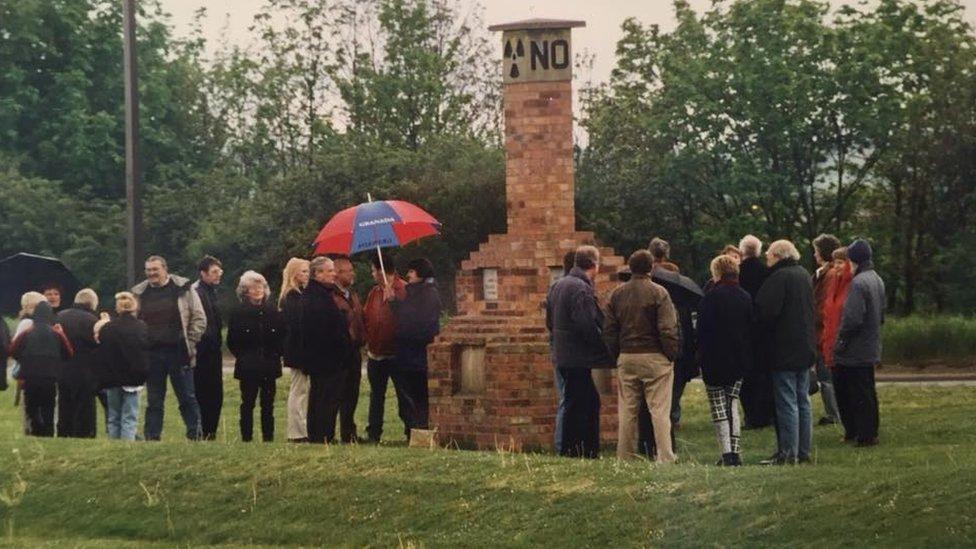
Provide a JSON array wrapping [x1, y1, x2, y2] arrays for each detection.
[[0, 253, 81, 315], [651, 266, 704, 305]]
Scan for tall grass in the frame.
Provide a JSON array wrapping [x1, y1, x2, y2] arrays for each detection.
[[883, 315, 976, 365]]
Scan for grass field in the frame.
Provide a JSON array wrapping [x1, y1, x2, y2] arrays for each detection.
[[0, 372, 973, 547]]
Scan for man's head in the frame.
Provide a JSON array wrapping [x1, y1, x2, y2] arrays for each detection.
[[628, 249, 654, 276], [370, 253, 387, 285], [766, 240, 800, 267], [406, 258, 435, 284], [562, 250, 576, 276], [813, 234, 841, 267], [739, 234, 762, 259], [333, 256, 355, 289], [74, 289, 99, 312], [648, 237, 670, 262], [310, 256, 336, 285], [41, 285, 61, 308], [574, 245, 601, 281], [198, 255, 223, 285], [846, 239, 873, 268], [144, 255, 169, 286]]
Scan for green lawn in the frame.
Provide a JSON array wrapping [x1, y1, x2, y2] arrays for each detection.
[[0, 373, 973, 547]]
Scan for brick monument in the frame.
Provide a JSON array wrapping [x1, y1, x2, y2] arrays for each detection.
[[427, 18, 625, 451]]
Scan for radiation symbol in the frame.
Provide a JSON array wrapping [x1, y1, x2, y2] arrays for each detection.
[[503, 39, 525, 79]]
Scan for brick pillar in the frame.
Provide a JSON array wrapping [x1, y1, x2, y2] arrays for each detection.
[[427, 18, 625, 451]]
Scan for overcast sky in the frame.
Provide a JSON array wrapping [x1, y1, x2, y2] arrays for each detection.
[[160, 0, 976, 86]]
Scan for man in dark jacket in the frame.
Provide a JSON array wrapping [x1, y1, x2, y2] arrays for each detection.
[[738, 234, 775, 429], [604, 250, 679, 463], [303, 256, 352, 444], [546, 245, 612, 458], [192, 255, 224, 440], [833, 239, 886, 447], [0, 317, 10, 391], [56, 289, 100, 438], [391, 258, 442, 433], [755, 240, 817, 465], [332, 256, 366, 443]]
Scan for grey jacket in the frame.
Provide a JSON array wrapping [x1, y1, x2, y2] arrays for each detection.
[[834, 262, 886, 366], [131, 275, 207, 367]]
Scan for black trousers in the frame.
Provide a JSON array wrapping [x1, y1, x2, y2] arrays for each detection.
[[833, 365, 879, 443], [240, 377, 276, 442], [366, 358, 413, 441], [338, 355, 362, 443], [307, 369, 348, 443], [397, 368, 429, 431], [23, 378, 57, 437], [57, 369, 96, 438], [194, 344, 224, 439], [740, 369, 776, 428], [558, 368, 601, 459]]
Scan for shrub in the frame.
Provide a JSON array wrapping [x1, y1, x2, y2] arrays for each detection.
[[883, 315, 976, 365]]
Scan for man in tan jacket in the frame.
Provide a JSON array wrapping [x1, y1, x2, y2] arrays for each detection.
[[604, 250, 680, 462]]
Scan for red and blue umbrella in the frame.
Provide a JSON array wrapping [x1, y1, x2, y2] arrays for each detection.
[[312, 199, 441, 256]]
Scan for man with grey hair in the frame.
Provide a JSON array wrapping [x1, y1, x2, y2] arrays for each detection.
[[56, 288, 100, 437], [133, 255, 207, 441], [737, 235, 775, 429], [546, 245, 612, 458], [755, 240, 817, 465]]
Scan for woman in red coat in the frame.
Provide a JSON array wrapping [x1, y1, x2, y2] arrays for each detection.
[[820, 247, 853, 369]]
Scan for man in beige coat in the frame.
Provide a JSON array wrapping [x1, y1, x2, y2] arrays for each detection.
[[604, 250, 680, 463], [132, 255, 207, 440]]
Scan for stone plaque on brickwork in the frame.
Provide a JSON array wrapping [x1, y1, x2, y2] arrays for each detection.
[[483, 268, 499, 301]]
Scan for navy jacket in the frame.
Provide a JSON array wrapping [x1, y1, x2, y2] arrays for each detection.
[[392, 279, 442, 371], [834, 262, 886, 367], [227, 301, 285, 381], [546, 268, 612, 370], [698, 279, 753, 386], [754, 258, 817, 372]]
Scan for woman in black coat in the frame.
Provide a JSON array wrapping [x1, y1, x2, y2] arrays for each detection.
[[98, 292, 150, 440], [698, 255, 753, 466], [391, 258, 442, 432], [228, 271, 285, 442], [10, 301, 73, 437]]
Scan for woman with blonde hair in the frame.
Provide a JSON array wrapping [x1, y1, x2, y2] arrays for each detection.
[[279, 258, 311, 442], [98, 292, 149, 440], [697, 255, 753, 466]]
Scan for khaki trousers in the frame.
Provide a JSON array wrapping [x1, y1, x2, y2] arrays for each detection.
[[617, 353, 675, 463], [286, 369, 310, 440]]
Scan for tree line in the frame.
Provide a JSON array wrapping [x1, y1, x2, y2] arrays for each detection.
[[1, 0, 973, 314]]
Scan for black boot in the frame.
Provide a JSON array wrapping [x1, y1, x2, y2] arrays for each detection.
[[720, 452, 741, 466]]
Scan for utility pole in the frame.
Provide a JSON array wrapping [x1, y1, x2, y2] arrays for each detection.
[[123, 0, 143, 287]]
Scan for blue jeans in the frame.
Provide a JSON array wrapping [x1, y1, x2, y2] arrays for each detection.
[[815, 359, 840, 421], [772, 370, 812, 458], [105, 388, 140, 440], [553, 367, 567, 453], [145, 347, 202, 441]]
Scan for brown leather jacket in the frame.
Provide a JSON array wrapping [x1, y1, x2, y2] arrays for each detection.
[[603, 273, 680, 360], [331, 285, 365, 348]]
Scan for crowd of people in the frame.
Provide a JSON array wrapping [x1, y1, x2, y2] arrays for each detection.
[[547, 234, 886, 465], [0, 253, 442, 443], [0, 232, 885, 466]]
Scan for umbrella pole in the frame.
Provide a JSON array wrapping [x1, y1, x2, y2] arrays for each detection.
[[366, 193, 389, 285], [376, 247, 388, 286]]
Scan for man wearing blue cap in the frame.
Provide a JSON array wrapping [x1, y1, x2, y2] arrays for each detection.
[[833, 239, 886, 447]]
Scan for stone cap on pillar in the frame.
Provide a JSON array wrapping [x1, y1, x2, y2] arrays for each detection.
[[487, 18, 585, 32], [489, 19, 585, 84]]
